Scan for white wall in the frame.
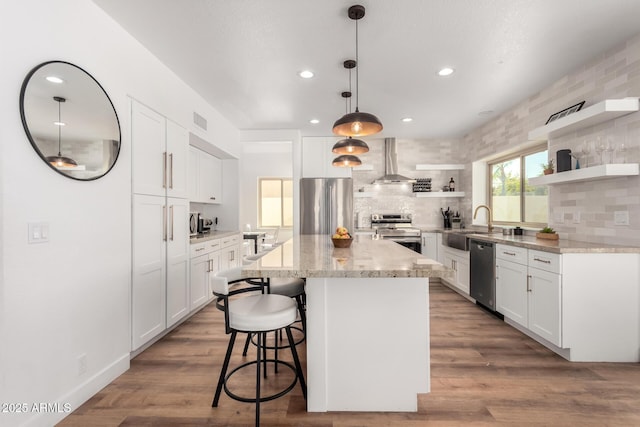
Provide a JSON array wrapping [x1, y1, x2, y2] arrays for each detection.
[[0, 1, 238, 426]]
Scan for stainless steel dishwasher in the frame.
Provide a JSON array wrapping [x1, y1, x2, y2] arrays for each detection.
[[469, 239, 496, 311]]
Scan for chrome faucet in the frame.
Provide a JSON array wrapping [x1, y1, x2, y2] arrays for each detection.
[[473, 204, 494, 232]]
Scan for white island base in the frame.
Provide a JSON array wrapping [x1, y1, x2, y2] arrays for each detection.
[[305, 276, 430, 412]]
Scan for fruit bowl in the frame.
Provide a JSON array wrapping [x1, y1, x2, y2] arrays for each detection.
[[332, 237, 353, 248]]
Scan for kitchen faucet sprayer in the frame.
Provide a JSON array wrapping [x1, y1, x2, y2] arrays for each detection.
[[473, 204, 493, 232]]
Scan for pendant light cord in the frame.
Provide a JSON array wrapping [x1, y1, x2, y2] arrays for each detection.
[[57, 99, 62, 156], [355, 17, 359, 112]]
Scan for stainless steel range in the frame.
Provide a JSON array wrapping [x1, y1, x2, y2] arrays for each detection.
[[371, 213, 422, 253]]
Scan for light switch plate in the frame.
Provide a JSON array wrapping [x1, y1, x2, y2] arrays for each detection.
[[614, 211, 630, 226], [28, 222, 49, 243]]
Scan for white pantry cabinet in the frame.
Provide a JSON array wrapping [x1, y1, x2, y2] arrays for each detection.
[[131, 99, 190, 351], [188, 146, 223, 203], [132, 195, 190, 350], [132, 101, 188, 198]]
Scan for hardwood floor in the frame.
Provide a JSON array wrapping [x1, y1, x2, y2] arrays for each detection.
[[58, 282, 640, 426]]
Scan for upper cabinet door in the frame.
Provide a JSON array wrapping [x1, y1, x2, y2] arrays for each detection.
[[199, 152, 222, 204], [132, 101, 166, 196], [166, 119, 189, 199]]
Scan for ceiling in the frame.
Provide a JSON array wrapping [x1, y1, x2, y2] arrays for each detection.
[[93, 0, 640, 140]]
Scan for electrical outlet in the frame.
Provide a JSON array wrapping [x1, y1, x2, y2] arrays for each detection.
[[614, 211, 630, 226], [78, 354, 87, 376], [573, 212, 581, 224]]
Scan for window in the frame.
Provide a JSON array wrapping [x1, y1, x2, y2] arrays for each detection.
[[489, 146, 548, 226], [258, 178, 293, 228]]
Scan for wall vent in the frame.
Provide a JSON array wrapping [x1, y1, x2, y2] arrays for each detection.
[[193, 112, 208, 131]]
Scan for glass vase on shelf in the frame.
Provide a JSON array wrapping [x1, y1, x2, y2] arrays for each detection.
[[580, 140, 591, 168]]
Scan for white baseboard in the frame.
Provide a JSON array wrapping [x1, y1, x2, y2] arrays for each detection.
[[22, 353, 130, 427]]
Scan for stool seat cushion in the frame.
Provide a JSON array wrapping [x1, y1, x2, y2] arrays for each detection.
[[229, 294, 297, 332], [269, 278, 305, 297]]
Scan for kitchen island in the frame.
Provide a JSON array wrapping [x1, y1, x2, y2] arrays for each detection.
[[242, 234, 451, 412]]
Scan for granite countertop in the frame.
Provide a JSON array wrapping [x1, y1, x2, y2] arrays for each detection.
[[462, 233, 640, 254], [417, 226, 640, 253], [242, 234, 452, 279], [190, 230, 240, 244]]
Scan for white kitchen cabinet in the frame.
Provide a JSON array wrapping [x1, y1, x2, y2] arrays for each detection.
[[528, 266, 562, 346], [421, 232, 438, 260], [302, 137, 352, 178], [166, 198, 190, 328], [440, 245, 470, 295], [188, 146, 223, 203], [495, 244, 528, 327], [219, 233, 242, 271], [132, 195, 189, 350], [190, 239, 221, 310], [132, 100, 188, 199], [495, 245, 561, 346]]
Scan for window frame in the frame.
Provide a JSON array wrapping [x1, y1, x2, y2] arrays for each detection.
[[487, 143, 548, 228], [257, 177, 293, 229]]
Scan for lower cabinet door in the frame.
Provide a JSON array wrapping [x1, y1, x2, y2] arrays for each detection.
[[496, 258, 528, 327], [190, 254, 210, 310], [167, 198, 190, 327], [528, 267, 562, 347]]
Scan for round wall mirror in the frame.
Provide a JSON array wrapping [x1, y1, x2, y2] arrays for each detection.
[[20, 61, 121, 180]]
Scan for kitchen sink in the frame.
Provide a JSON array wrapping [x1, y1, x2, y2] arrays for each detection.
[[443, 230, 491, 251]]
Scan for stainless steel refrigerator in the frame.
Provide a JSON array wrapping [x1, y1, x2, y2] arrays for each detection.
[[300, 178, 353, 234]]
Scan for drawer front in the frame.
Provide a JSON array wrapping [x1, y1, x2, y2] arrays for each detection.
[[206, 239, 221, 252], [528, 250, 561, 274], [190, 242, 208, 257], [496, 244, 527, 264], [220, 233, 241, 248]]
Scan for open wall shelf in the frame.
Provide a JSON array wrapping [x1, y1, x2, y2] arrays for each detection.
[[529, 163, 639, 185], [528, 98, 639, 141]]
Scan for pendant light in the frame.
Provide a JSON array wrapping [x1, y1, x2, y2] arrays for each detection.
[[46, 96, 78, 168], [332, 154, 362, 167], [332, 5, 383, 137], [332, 62, 370, 155]]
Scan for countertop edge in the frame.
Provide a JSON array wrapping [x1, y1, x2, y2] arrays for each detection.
[[190, 230, 240, 244]]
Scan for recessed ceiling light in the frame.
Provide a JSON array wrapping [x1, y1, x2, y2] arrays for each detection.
[[309, 119, 320, 124], [401, 117, 413, 122], [299, 70, 314, 79], [437, 67, 455, 77], [46, 76, 64, 84]]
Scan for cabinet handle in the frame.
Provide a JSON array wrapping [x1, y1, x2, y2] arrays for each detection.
[[169, 153, 174, 189], [162, 205, 167, 241], [162, 152, 167, 189], [527, 274, 532, 292], [169, 205, 174, 241], [210, 196, 216, 200], [533, 257, 551, 264], [195, 247, 204, 252], [504, 251, 516, 256], [495, 265, 499, 280]]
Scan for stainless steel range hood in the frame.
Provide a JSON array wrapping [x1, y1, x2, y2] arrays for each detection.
[[372, 138, 416, 184]]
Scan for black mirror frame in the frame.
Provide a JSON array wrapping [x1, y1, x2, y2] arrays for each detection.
[[19, 60, 121, 181]]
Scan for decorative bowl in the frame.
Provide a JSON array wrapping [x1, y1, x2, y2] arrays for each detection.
[[332, 237, 353, 248]]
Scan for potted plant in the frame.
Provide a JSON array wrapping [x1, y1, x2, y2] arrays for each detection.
[[536, 226, 559, 240], [541, 159, 554, 175]]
